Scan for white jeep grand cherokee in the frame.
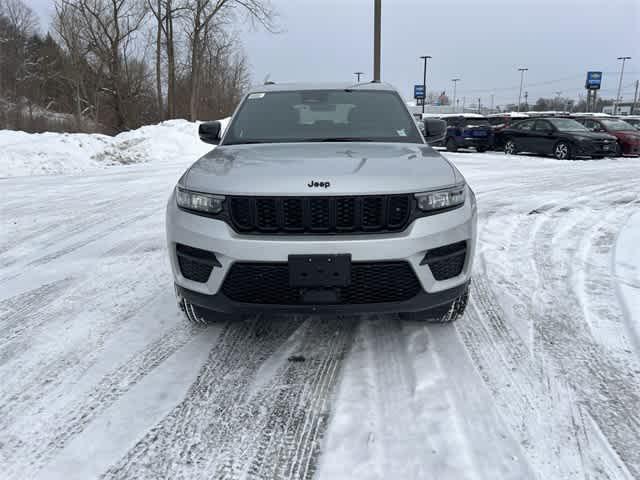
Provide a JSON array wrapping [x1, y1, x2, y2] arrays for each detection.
[[166, 82, 477, 323]]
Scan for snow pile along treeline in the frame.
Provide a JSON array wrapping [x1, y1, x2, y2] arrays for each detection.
[[0, 118, 229, 177]]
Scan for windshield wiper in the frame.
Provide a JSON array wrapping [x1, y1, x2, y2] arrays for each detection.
[[307, 137, 375, 142]]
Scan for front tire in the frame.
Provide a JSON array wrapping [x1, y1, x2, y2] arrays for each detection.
[[553, 141, 572, 160], [399, 285, 469, 323], [504, 139, 518, 155], [446, 138, 459, 152]]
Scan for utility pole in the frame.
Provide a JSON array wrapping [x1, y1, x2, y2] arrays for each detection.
[[478, 97, 481, 113], [524, 91, 529, 111], [490, 94, 494, 113], [517, 67, 528, 112], [373, 0, 381, 82], [420, 55, 432, 114], [451, 78, 460, 112], [632, 79, 639, 114], [354, 72, 364, 82], [614, 56, 631, 114]]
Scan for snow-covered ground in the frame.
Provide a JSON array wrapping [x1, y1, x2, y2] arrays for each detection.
[[1, 124, 639, 480]]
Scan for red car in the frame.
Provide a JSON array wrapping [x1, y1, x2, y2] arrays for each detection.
[[574, 117, 640, 156]]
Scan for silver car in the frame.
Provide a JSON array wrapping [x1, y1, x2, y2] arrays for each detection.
[[166, 82, 477, 323]]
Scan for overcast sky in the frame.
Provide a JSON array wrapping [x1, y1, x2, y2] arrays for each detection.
[[29, 0, 639, 108]]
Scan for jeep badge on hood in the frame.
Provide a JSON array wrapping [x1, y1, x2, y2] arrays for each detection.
[[308, 180, 331, 188]]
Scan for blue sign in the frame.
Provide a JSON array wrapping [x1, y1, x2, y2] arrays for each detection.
[[585, 71, 602, 90], [414, 84, 426, 99]]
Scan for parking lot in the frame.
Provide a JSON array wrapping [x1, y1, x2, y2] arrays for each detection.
[[1, 144, 639, 479]]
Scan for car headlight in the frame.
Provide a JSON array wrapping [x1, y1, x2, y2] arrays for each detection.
[[415, 184, 466, 212], [176, 187, 225, 214]]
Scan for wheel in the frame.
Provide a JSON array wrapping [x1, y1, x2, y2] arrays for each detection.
[[591, 155, 605, 160], [180, 297, 234, 324], [446, 138, 458, 152], [553, 141, 572, 160], [476, 146, 488, 153], [615, 142, 623, 157], [399, 285, 469, 323], [504, 139, 518, 155]]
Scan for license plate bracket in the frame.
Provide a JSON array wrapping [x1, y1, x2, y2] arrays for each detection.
[[289, 254, 351, 287]]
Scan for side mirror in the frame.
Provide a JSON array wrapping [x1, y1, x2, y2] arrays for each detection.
[[422, 118, 447, 144], [199, 121, 222, 145]]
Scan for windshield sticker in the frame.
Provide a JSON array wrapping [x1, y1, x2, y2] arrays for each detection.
[[397, 129, 407, 136], [248, 92, 265, 99]]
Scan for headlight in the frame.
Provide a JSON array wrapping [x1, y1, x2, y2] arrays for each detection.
[[176, 187, 225, 214], [415, 184, 465, 212]]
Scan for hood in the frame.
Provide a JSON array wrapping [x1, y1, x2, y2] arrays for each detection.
[[183, 142, 459, 196], [611, 131, 640, 142]]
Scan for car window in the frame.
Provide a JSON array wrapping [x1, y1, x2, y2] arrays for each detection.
[[600, 119, 636, 131], [533, 120, 553, 131], [515, 119, 535, 131], [224, 89, 422, 145], [548, 118, 589, 131], [488, 117, 503, 125]]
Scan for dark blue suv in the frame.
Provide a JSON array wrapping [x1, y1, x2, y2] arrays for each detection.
[[437, 114, 493, 152]]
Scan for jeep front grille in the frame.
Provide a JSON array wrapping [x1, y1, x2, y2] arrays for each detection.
[[228, 195, 412, 234]]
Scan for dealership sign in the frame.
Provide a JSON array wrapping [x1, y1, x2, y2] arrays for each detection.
[[585, 71, 602, 90], [414, 84, 425, 99]]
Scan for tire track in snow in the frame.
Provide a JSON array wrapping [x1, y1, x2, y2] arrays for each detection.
[[1, 321, 204, 480], [102, 316, 354, 480], [529, 193, 640, 477], [461, 179, 639, 478], [461, 277, 634, 480], [0, 278, 74, 365], [101, 317, 306, 480], [217, 316, 356, 480]]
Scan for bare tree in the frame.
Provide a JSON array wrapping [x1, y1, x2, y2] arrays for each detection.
[[184, 0, 274, 120], [61, 0, 148, 131]]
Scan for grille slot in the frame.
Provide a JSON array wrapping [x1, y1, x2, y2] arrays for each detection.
[[221, 261, 421, 304], [423, 241, 467, 281], [229, 194, 411, 235]]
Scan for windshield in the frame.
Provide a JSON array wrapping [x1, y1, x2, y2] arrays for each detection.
[[223, 89, 422, 145], [600, 119, 636, 131], [549, 118, 589, 131]]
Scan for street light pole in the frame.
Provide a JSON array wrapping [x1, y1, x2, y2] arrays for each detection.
[[451, 78, 460, 112], [373, 0, 381, 82], [517, 67, 528, 112], [420, 55, 432, 114], [354, 71, 364, 83], [614, 56, 631, 115]]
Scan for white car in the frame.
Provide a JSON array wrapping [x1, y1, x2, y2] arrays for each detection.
[[166, 82, 477, 323]]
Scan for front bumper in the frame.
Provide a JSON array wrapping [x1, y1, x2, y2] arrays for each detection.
[[574, 141, 617, 157], [176, 281, 470, 315], [166, 187, 477, 312]]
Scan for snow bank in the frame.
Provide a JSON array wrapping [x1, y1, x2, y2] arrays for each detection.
[[0, 118, 229, 177]]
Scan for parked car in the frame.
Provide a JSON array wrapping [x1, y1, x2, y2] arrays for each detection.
[[167, 82, 476, 324], [502, 117, 617, 160], [573, 116, 640, 156], [622, 116, 640, 130], [435, 114, 493, 152], [487, 112, 529, 149]]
